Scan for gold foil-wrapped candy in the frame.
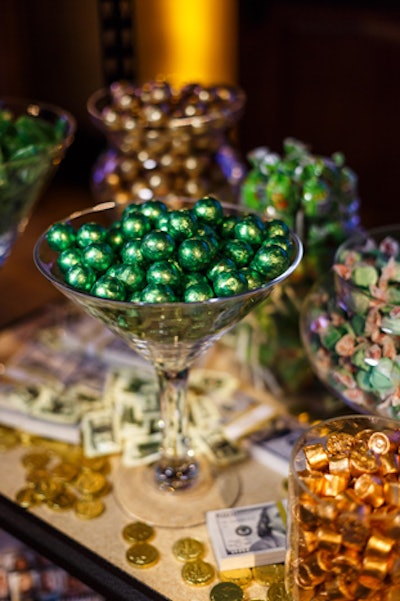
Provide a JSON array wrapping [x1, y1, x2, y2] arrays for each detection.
[[286, 416, 400, 601]]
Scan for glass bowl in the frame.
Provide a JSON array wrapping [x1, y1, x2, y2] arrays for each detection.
[[87, 80, 246, 203], [0, 97, 76, 266], [300, 225, 400, 419]]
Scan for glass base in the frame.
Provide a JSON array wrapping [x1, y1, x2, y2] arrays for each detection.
[[114, 456, 241, 528]]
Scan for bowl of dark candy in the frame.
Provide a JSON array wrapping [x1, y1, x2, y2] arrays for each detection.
[[0, 98, 76, 266], [300, 225, 400, 418]]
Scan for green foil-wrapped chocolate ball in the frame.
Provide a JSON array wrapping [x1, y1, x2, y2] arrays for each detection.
[[207, 257, 236, 281], [184, 282, 214, 302], [178, 238, 211, 272], [234, 215, 265, 246], [223, 239, 254, 268], [141, 230, 175, 261], [65, 264, 96, 292], [110, 263, 146, 292], [57, 247, 82, 273], [213, 271, 248, 297], [46, 222, 76, 251], [122, 213, 151, 239], [91, 275, 127, 300], [121, 238, 147, 266], [167, 209, 198, 240], [81, 243, 114, 272], [264, 219, 290, 239], [141, 284, 177, 303], [146, 260, 182, 289], [76, 222, 107, 247], [138, 200, 168, 223], [251, 244, 290, 278], [193, 196, 223, 226]]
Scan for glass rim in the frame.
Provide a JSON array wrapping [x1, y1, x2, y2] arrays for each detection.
[[87, 85, 247, 131], [33, 198, 303, 310]]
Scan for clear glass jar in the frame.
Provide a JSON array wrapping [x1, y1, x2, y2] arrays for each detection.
[[301, 225, 400, 418], [87, 80, 246, 204], [286, 415, 400, 601]]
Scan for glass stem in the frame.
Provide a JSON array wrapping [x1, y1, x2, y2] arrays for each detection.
[[154, 367, 199, 491]]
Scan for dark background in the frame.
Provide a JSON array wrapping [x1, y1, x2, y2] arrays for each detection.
[[1, 0, 400, 228]]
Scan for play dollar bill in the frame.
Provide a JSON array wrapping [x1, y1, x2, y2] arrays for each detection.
[[206, 500, 287, 570], [81, 408, 122, 457]]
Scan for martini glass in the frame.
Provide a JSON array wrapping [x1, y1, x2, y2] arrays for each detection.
[[0, 97, 76, 267], [34, 198, 302, 527]]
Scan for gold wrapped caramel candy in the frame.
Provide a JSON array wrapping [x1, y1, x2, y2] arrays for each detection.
[[303, 443, 329, 471], [316, 527, 342, 553], [365, 532, 394, 557], [329, 455, 351, 475], [354, 474, 385, 508], [350, 450, 379, 476], [287, 418, 400, 601], [326, 432, 354, 456], [383, 481, 400, 507], [321, 473, 349, 497], [368, 431, 391, 455]]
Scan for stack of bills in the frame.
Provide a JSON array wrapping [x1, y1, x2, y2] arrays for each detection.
[[206, 500, 287, 570]]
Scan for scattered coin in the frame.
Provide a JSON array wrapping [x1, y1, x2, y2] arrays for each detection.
[[75, 470, 107, 495], [252, 564, 285, 586], [74, 498, 105, 519], [181, 559, 215, 586], [172, 537, 205, 562], [267, 581, 289, 601], [122, 521, 155, 543], [35, 478, 64, 501], [15, 486, 42, 508], [219, 567, 253, 587], [210, 581, 244, 601], [46, 488, 76, 511], [81, 456, 110, 473], [126, 542, 160, 568], [25, 468, 51, 485], [21, 451, 51, 469], [51, 461, 79, 482], [0, 427, 20, 450]]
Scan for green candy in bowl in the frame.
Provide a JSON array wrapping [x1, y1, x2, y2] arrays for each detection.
[[301, 225, 400, 419], [0, 98, 76, 266]]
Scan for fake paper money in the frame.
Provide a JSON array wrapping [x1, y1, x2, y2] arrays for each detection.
[[206, 500, 287, 570], [81, 408, 122, 457]]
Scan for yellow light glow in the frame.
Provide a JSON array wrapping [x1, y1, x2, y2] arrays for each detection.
[[133, 0, 238, 86]]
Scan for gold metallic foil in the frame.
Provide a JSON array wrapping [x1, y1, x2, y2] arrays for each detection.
[[303, 443, 329, 471]]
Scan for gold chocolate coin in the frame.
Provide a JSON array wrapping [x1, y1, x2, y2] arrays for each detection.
[[51, 461, 79, 482], [181, 559, 215, 586], [219, 567, 252, 587], [75, 470, 107, 495], [15, 486, 41, 508], [74, 498, 105, 519], [21, 451, 51, 469], [126, 542, 159, 568], [123, 521, 154, 543], [46, 488, 76, 511], [35, 478, 64, 500], [81, 456, 110, 473], [252, 564, 285, 586], [267, 581, 289, 601], [210, 581, 244, 601], [0, 427, 20, 450], [172, 537, 204, 561], [25, 468, 51, 485]]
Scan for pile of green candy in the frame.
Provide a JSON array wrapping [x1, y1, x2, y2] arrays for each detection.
[[0, 105, 67, 247], [0, 107, 65, 166], [46, 197, 293, 303]]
